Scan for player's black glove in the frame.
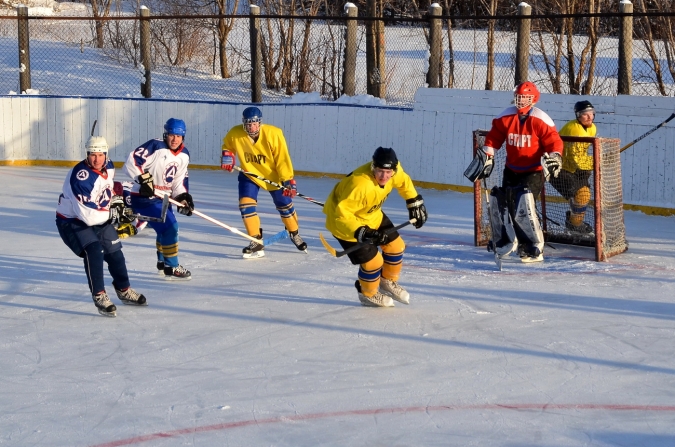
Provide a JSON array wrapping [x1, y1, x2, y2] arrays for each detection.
[[541, 152, 563, 181], [138, 171, 154, 197], [174, 192, 194, 216], [406, 194, 427, 229], [109, 195, 125, 223], [355, 226, 389, 246]]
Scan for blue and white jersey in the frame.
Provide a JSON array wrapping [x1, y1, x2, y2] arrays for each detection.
[[56, 159, 115, 226], [123, 138, 190, 199]]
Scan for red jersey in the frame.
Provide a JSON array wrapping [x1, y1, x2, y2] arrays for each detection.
[[483, 106, 563, 173]]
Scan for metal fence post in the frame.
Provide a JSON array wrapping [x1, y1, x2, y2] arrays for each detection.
[[17, 5, 31, 93], [618, 0, 633, 95], [342, 3, 358, 96], [515, 2, 531, 86], [426, 3, 442, 88], [140, 6, 152, 98], [249, 5, 262, 103]]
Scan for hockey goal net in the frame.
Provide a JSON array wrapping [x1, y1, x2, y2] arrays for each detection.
[[472, 129, 628, 261]]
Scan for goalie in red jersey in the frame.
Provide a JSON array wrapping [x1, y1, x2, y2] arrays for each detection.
[[464, 81, 563, 263]]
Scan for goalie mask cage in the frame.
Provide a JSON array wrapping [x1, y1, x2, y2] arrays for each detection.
[[472, 130, 628, 261]]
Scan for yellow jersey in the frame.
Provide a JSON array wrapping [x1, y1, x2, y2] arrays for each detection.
[[222, 124, 294, 191], [559, 119, 597, 172], [323, 162, 419, 241]]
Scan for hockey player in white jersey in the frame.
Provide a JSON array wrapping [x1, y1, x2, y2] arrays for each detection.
[[123, 118, 194, 280], [55, 135, 148, 317]]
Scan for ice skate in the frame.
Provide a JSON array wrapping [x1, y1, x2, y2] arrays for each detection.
[[565, 211, 593, 234], [243, 230, 265, 259], [92, 291, 117, 317], [115, 287, 148, 306], [379, 277, 410, 304], [289, 230, 308, 252], [156, 261, 165, 274], [354, 280, 394, 308], [519, 246, 544, 263], [164, 265, 192, 280]]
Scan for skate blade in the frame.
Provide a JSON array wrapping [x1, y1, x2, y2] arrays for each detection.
[[163, 275, 192, 281], [97, 309, 117, 317], [494, 253, 503, 271], [520, 255, 544, 264], [243, 250, 265, 259]]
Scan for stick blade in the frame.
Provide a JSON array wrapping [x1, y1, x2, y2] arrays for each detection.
[[319, 233, 338, 257], [262, 229, 289, 247]]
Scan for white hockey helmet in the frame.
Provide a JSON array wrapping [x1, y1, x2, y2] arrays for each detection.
[[86, 136, 109, 155]]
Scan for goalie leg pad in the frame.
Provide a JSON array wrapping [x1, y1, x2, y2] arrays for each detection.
[[488, 187, 518, 257], [512, 187, 544, 255]]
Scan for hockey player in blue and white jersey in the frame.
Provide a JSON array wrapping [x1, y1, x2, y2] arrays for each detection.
[[56, 135, 148, 317], [123, 118, 194, 280]]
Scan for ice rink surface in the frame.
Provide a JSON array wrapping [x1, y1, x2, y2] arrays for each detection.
[[1, 166, 675, 447]]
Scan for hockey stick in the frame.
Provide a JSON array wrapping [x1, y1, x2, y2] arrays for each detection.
[[232, 165, 325, 206], [482, 179, 502, 271], [620, 112, 675, 153], [132, 194, 169, 223], [157, 193, 288, 246], [319, 219, 416, 258]]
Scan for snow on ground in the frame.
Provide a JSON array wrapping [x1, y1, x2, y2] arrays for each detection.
[[1, 165, 675, 447]]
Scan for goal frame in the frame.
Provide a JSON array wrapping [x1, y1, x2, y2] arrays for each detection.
[[472, 129, 628, 261]]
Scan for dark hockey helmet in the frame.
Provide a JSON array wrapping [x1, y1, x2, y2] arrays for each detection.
[[574, 100, 594, 118], [372, 147, 398, 171]]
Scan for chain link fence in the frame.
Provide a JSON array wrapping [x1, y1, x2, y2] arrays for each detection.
[[2, 9, 675, 106]]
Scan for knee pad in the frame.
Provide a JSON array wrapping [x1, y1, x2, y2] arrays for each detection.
[[570, 186, 591, 213], [382, 236, 405, 281], [239, 197, 257, 218], [358, 252, 383, 296], [512, 187, 544, 252], [488, 187, 518, 256]]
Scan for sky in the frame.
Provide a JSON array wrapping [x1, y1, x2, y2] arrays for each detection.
[[1, 166, 675, 447]]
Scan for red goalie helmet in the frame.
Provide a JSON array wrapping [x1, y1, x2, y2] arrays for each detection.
[[513, 81, 540, 113]]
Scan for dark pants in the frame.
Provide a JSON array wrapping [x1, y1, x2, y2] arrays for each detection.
[[335, 213, 400, 265], [56, 218, 130, 295]]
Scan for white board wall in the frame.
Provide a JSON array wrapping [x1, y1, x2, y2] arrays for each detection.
[[1, 89, 674, 208]]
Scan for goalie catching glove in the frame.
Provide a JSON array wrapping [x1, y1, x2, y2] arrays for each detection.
[[355, 226, 389, 246], [138, 171, 154, 197], [406, 194, 427, 229], [541, 152, 562, 181], [174, 192, 194, 216], [463, 147, 494, 182]]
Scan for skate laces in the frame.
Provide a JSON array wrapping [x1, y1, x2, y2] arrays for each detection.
[[173, 265, 189, 275], [117, 287, 140, 302], [94, 291, 113, 307]]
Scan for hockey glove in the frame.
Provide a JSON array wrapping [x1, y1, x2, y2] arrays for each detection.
[[138, 171, 154, 197], [282, 179, 297, 198], [109, 195, 125, 223], [541, 152, 563, 181], [174, 192, 194, 216], [355, 226, 389, 246], [221, 149, 235, 172], [116, 222, 138, 239], [406, 194, 428, 229], [463, 147, 494, 182]]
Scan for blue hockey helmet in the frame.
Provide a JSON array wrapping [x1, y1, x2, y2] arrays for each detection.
[[242, 107, 262, 138], [242, 106, 262, 124], [164, 118, 187, 137]]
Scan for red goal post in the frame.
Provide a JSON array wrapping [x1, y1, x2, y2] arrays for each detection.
[[472, 129, 628, 261]]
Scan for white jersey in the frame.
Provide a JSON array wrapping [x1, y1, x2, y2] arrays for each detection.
[[56, 159, 115, 226], [123, 138, 190, 198]]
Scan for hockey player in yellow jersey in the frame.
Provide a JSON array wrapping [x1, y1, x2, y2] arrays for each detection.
[[323, 147, 427, 307], [221, 107, 306, 258], [550, 100, 597, 234]]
